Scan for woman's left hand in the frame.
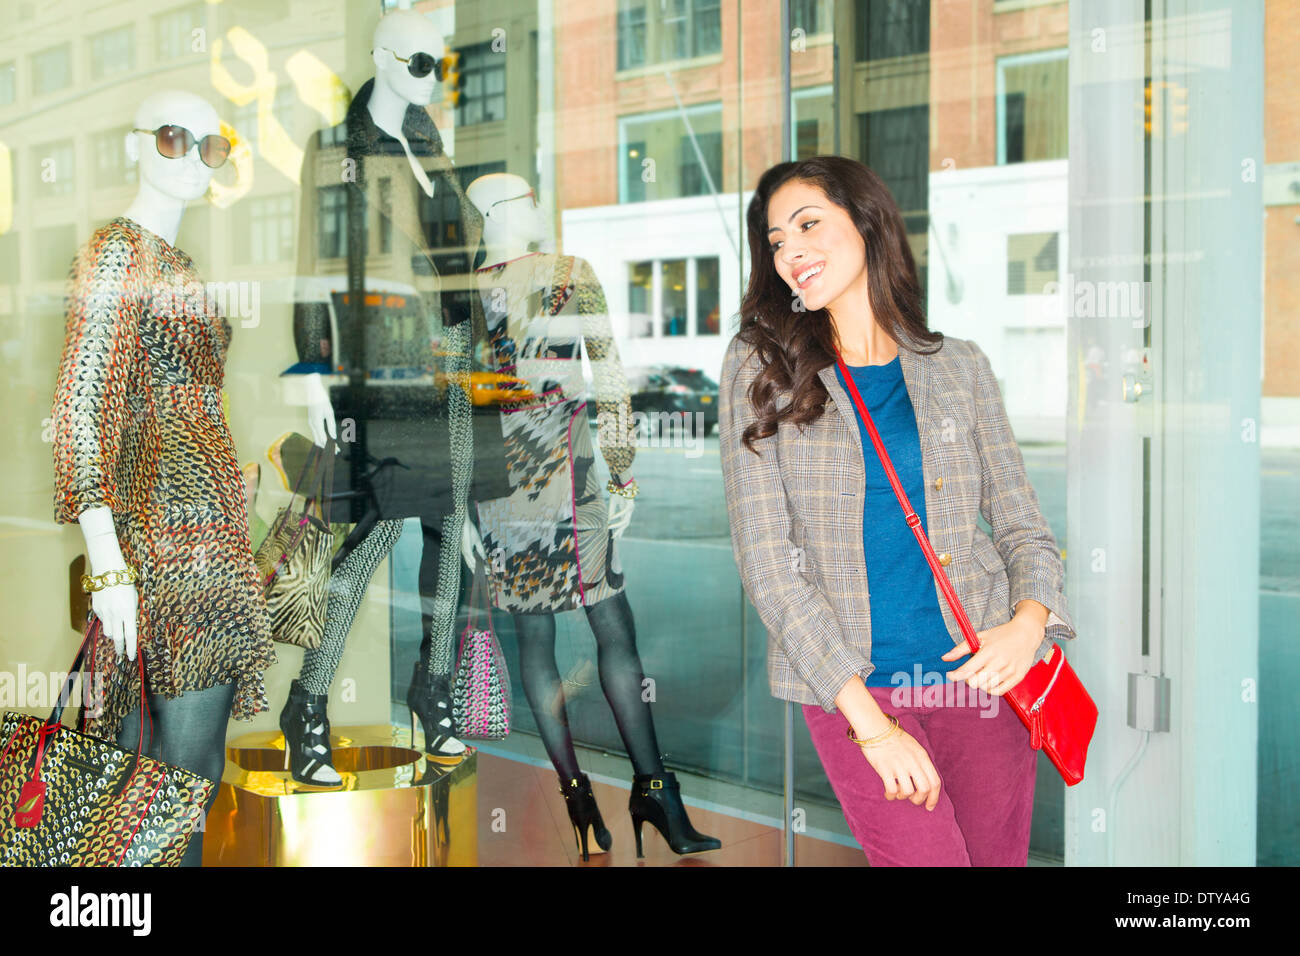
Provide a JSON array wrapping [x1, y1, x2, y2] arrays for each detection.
[[941, 612, 1044, 696]]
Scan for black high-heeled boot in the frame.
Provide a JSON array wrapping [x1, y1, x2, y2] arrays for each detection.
[[279, 679, 343, 787], [406, 662, 468, 763], [629, 771, 722, 858], [558, 773, 613, 862]]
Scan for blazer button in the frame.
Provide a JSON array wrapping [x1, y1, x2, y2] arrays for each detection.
[[938, 552, 952, 566], [933, 476, 943, 490]]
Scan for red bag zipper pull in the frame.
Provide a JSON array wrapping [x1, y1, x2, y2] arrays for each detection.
[[1029, 705, 1043, 750]]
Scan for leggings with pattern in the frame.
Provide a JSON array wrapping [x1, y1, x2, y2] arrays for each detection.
[[297, 324, 472, 695], [298, 514, 460, 694]]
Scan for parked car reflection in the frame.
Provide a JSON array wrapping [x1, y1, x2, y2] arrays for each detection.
[[624, 365, 719, 439]]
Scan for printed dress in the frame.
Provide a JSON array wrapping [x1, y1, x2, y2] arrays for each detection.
[[51, 217, 275, 742], [473, 253, 636, 614]]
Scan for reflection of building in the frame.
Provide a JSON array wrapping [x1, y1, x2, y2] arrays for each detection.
[[548, 0, 1079, 414]]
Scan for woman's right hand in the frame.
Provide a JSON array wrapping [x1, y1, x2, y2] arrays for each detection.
[[854, 724, 943, 811], [91, 581, 139, 661]]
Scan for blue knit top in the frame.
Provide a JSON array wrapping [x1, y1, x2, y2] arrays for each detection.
[[835, 357, 970, 686]]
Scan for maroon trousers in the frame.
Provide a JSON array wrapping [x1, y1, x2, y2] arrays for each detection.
[[803, 682, 1038, 866]]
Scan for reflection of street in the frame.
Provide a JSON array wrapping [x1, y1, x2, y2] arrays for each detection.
[[579, 441, 1300, 861], [387, 425, 1299, 856]]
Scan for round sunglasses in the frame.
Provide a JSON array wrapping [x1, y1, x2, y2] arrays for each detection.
[[132, 125, 231, 169], [378, 46, 443, 80]]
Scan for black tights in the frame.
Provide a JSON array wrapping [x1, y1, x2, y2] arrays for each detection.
[[512, 591, 664, 781], [115, 681, 235, 868]]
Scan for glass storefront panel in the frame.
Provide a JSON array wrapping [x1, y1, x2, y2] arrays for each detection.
[[0, 0, 1292, 870]]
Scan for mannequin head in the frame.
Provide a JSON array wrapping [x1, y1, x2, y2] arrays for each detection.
[[467, 173, 548, 248], [372, 10, 445, 108], [124, 90, 223, 203]]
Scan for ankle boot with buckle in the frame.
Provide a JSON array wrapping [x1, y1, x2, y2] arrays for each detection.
[[629, 770, 721, 858], [279, 679, 343, 787], [406, 662, 468, 762], [558, 772, 613, 862]]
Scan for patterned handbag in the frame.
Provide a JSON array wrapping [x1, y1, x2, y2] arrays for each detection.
[[0, 619, 212, 866], [451, 562, 512, 740], [254, 437, 335, 649]]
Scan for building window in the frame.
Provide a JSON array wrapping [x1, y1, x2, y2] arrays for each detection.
[[857, 104, 929, 225], [92, 127, 137, 189], [235, 194, 294, 264], [34, 140, 75, 197], [31, 45, 70, 96], [696, 256, 720, 335], [661, 260, 687, 336], [792, 84, 833, 159], [418, 161, 504, 271], [233, 84, 296, 157], [90, 25, 135, 81], [454, 42, 506, 127], [627, 256, 720, 338], [377, 178, 392, 254], [156, 5, 205, 61], [0, 62, 14, 106], [317, 124, 347, 149], [617, 0, 721, 71], [997, 49, 1068, 164], [790, 0, 833, 36], [627, 260, 654, 337], [856, 0, 929, 62], [619, 103, 723, 203], [318, 185, 348, 260], [1006, 232, 1059, 295]]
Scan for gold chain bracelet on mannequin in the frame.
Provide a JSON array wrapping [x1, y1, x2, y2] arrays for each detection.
[[606, 477, 639, 500], [81, 566, 139, 593]]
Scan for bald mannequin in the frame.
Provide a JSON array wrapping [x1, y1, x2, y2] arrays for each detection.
[[368, 10, 446, 198], [82, 90, 225, 661]]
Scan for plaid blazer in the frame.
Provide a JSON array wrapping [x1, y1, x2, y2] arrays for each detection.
[[719, 332, 1076, 712]]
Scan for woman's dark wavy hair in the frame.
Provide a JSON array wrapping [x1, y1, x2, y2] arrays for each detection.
[[738, 155, 943, 453]]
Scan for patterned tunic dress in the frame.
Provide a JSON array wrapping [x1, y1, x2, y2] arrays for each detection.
[[51, 217, 276, 742], [473, 253, 636, 614]]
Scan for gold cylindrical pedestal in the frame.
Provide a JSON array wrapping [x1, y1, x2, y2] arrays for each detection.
[[203, 724, 477, 866]]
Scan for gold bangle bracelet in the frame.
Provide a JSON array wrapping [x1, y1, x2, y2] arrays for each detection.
[[606, 478, 639, 500], [81, 566, 139, 593], [847, 715, 900, 748]]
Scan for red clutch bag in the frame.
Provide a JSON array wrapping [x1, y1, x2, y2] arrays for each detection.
[[834, 350, 1098, 785]]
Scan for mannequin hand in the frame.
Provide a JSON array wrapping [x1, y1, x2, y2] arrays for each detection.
[[304, 373, 338, 449], [92, 582, 139, 661], [77, 507, 138, 660], [607, 495, 635, 539], [461, 515, 486, 569]]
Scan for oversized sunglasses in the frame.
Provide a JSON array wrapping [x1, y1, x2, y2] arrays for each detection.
[[132, 125, 231, 169], [379, 47, 443, 80]]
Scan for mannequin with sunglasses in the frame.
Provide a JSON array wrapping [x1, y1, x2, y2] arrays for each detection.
[[460, 172, 721, 860], [49, 90, 275, 866], [282, 9, 491, 784]]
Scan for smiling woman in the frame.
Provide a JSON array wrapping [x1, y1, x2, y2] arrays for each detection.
[[720, 155, 1076, 866]]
